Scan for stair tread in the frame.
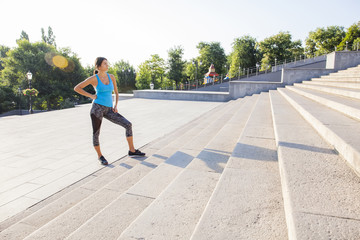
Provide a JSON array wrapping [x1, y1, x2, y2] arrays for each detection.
[[303, 80, 360, 89], [312, 78, 360, 82], [294, 83, 360, 100], [277, 88, 360, 174], [117, 97, 258, 240], [191, 93, 287, 240], [326, 74, 360, 77], [287, 85, 360, 121], [270, 90, 360, 239], [18, 100, 242, 239], [1, 101, 234, 239], [296, 83, 360, 93], [66, 99, 250, 240]]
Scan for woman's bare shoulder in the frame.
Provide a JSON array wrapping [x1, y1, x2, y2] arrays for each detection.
[[87, 75, 98, 83]]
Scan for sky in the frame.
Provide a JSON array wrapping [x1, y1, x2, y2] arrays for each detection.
[[1, 0, 359, 69]]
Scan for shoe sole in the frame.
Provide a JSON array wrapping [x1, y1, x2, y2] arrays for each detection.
[[128, 155, 146, 158]]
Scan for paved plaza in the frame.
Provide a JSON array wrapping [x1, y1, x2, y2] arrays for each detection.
[[0, 97, 223, 223]]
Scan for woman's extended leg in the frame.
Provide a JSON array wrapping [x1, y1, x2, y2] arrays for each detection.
[[105, 110, 145, 156]]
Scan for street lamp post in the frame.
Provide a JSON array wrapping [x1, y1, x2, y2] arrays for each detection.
[[26, 71, 33, 114], [256, 63, 260, 75], [192, 60, 202, 89], [238, 66, 241, 80], [127, 68, 131, 87], [18, 87, 22, 115]]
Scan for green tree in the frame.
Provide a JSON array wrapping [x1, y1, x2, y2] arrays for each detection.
[[0, 45, 17, 114], [135, 62, 151, 90], [305, 26, 345, 56], [196, 42, 227, 78], [185, 59, 199, 82], [41, 26, 56, 47], [337, 22, 360, 50], [17, 30, 29, 42], [1, 39, 86, 111], [0, 45, 10, 71], [135, 54, 165, 90], [259, 31, 302, 69], [353, 37, 360, 51], [167, 46, 186, 86], [109, 60, 136, 93], [0, 85, 18, 114], [84, 65, 95, 77], [228, 36, 258, 78]]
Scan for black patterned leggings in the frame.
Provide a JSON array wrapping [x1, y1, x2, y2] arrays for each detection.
[[90, 103, 133, 146]]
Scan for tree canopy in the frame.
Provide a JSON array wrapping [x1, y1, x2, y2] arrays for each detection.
[[41, 26, 56, 47], [1, 39, 86, 110], [109, 60, 136, 93], [196, 42, 227, 77], [229, 36, 259, 77], [135, 54, 166, 90], [305, 26, 345, 56], [337, 22, 360, 50], [167, 46, 186, 86], [258, 31, 302, 69]]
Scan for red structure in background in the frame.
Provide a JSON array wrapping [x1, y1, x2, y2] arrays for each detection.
[[203, 63, 219, 84]]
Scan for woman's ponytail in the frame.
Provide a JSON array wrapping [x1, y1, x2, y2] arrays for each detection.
[[94, 69, 99, 75]]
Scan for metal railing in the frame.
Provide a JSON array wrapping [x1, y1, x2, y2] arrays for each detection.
[[162, 44, 360, 91]]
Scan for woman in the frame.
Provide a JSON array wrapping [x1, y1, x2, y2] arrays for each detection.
[[74, 57, 145, 165]]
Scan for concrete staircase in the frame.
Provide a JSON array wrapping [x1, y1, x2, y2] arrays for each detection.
[[1, 65, 360, 239]]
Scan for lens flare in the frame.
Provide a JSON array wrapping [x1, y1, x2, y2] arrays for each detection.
[[52, 55, 68, 69], [44, 52, 75, 72]]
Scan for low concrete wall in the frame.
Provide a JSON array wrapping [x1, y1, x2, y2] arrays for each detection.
[[190, 82, 229, 92], [229, 81, 283, 99], [231, 60, 325, 83], [133, 90, 230, 102], [237, 71, 282, 82], [326, 51, 360, 70], [229, 68, 336, 99], [281, 68, 336, 85]]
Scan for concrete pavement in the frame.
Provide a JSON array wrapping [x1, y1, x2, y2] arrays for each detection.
[[0, 98, 223, 223]]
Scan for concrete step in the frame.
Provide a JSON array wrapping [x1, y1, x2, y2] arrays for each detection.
[[311, 77, 360, 82], [191, 92, 287, 240], [0, 101, 234, 239], [321, 75, 360, 79], [277, 87, 360, 176], [332, 65, 360, 73], [20, 100, 239, 240], [335, 71, 360, 75], [14, 100, 245, 239], [65, 98, 253, 240], [293, 83, 360, 100], [302, 80, 360, 89], [270, 90, 360, 239], [286, 86, 360, 121], [117, 96, 259, 239], [333, 65, 360, 71]]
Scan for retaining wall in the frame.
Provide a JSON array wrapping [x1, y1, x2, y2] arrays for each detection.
[[133, 90, 230, 102]]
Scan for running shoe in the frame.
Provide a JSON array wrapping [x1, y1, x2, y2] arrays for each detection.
[[98, 156, 108, 165], [128, 149, 146, 157]]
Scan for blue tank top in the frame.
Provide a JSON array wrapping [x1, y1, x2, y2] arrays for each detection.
[[93, 73, 114, 107]]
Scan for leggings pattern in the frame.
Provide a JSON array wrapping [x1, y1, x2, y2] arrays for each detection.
[[90, 103, 133, 146]]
